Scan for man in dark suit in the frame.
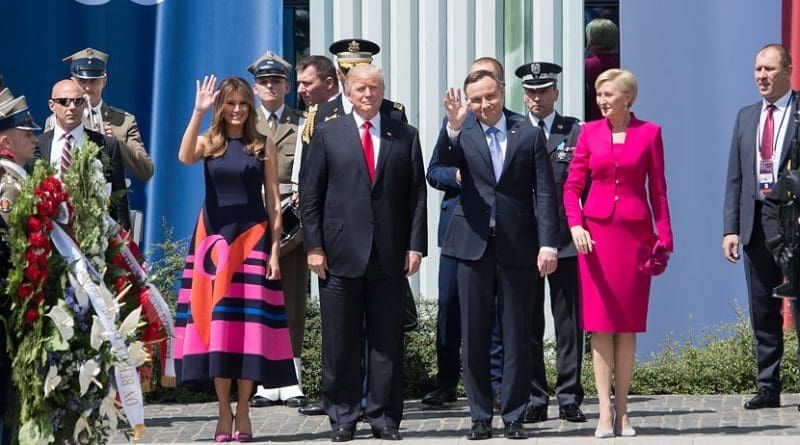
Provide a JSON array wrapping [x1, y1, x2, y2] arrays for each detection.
[[514, 62, 585, 424], [434, 70, 559, 439], [422, 56, 508, 408], [300, 64, 426, 442], [247, 51, 309, 409], [36, 79, 130, 229], [723, 43, 800, 411]]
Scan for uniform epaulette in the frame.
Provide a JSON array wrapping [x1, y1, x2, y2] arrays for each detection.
[[108, 105, 132, 116]]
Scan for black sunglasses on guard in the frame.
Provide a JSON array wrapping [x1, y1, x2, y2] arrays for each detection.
[[51, 97, 86, 106]]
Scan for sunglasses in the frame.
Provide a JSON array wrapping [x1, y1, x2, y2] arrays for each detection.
[[52, 97, 86, 106]]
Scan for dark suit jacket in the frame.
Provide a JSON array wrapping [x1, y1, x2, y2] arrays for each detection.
[[300, 113, 427, 278], [542, 113, 583, 257], [427, 118, 462, 247], [315, 93, 408, 125], [35, 128, 131, 229], [724, 91, 798, 245], [434, 110, 559, 266]]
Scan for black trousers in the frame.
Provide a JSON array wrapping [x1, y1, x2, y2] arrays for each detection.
[[458, 238, 533, 424], [530, 256, 584, 407], [743, 207, 800, 393], [435, 253, 461, 390], [1, 330, 13, 445], [319, 251, 406, 431]]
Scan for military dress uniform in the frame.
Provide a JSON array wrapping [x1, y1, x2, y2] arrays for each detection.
[[247, 52, 310, 407], [0, 90, 41, 445], [514, 62, 586, 424], [44, 47, 154, 181]]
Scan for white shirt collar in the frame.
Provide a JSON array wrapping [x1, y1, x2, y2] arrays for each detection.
[[529, 111, 556, 134], [261, 103, 285, 121], [352, 110, 381, 131], [53, 123, 85, 143], [762, 89, 793, 110], [478, 113, 508, 136], [0, 158, 27, 179]]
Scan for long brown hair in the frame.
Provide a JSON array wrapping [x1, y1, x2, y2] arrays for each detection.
[[203, 76, 265, 159]]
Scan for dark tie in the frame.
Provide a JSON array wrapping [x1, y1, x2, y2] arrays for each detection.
[[486, 126, 503, 181], [361, 121, 376, 181], [268, 113, 278, 132], [538, 119, 548, 142], [761, 104, 777, 161], [61, 133, 73, 173]]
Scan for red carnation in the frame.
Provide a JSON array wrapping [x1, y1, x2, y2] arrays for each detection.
[[24, 265, 41, 282], [36, 255, 48, 269], [112, 254, 127, 269], [27, 217, 43, 233], [115, 275, 129, 294], [24, 308, 39, 324], [39, 269, 48, 282], [45, 220, 54, 232], [29, 232, 48, 249], [36, 200, 53, 216], [33, 292, 45, 304], [33, 186, 43, 197], [25, 250, 38, 263], [18, 283, 34, 299]]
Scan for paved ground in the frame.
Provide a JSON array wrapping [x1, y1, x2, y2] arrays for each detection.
[[111, 394, 800, 444]]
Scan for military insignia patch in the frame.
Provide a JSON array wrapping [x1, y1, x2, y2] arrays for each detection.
[[393, 102, 404, 111], [325, 114, 338, 122], [0, 197, 11, 213], [348, 40, 360, 52]]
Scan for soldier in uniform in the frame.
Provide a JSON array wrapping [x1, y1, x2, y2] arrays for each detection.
[[45, 47, 154, 181], [0, 90, 41, 445], [246, 51, 309, 409], [514, 62, 587, 424]]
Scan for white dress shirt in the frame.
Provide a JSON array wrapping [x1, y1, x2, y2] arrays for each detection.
[[528, 111, 556, 140], [756, 89, 794, 188], [352, 111, 381, 171], [50, 124, 87, 175]]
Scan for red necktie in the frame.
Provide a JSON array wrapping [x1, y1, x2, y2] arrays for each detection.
[[361, 121, 375, 181], [760, 104, 777, 161], [61, 133, 73, 173]]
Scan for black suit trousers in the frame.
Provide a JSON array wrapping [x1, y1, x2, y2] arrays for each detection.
[[743, 205, 800, 392], [530, 256, 584, 407], [319, 248, 406, 430], [458, 237, 533, 424]]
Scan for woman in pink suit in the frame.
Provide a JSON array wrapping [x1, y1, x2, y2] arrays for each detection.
[[563, 68, 673, 439]]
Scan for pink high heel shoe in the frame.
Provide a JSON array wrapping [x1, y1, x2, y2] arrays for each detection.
[[214, 413, 234, 442], [233, 431, 252, 442]]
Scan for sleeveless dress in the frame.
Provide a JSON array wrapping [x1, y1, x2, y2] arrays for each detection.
[[174, 139, 296, 386]]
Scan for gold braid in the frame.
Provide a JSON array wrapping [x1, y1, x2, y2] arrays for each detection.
[[302, 104, 318, 145]]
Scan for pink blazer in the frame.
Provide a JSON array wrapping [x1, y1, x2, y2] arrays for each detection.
[[563, 114, 673, 251]]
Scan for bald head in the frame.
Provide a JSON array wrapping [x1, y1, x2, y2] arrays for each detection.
[[49, 79, 87, 132]]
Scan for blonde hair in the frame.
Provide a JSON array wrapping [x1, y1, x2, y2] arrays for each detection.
[[595, 68, 638, 108], [585, 18, 619, 52], [344, 64, 385, 93], [203, 76, 265, 159]]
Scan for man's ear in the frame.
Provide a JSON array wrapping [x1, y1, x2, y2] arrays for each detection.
[[48, 100, 56, 113]]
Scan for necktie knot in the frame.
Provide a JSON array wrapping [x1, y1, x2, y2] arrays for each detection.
[[362, 121, 372, 131], [360, 120, 375, 181], [485, 126, 498, 137], [766, 104, 777, 113]]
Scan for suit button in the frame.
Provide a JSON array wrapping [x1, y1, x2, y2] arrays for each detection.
[[615, 179, 620, 184], [614, 196, 619, 201]]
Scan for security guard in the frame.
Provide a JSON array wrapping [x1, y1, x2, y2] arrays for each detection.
[[0, 90, 41, 445], [514, 62, 587, 424], [45, 47, 154, 181], [246, 51, 309, 409], [319, 38, 407, 124]]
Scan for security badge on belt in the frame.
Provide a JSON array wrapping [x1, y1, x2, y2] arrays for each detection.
[[759, 159, 775, 195]]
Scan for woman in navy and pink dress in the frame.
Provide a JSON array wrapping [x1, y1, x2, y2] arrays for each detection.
[[174, 76, 296, 442], [564, 69, 673, 439]]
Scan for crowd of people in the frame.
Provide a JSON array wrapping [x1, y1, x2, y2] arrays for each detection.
[[0, 17, 798, 445]]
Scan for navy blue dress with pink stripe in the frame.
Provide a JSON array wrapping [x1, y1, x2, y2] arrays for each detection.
[[174, 139, 296, 387]]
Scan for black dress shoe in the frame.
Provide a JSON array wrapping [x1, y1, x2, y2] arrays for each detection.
[[298, 399, 326, 415], [493, 391, 502, 410], [371, 426, 402, 440], [558, 403, 586, 422], [504, 422, 526, 440], [284, 396, 306, 408], [330, 427, 354, 442], [249, 395, 279, 408], [421, 387, 457, 406], [467, 421, 492, 440], [744, 390, 780, 409], [522, 404, 547, 423]]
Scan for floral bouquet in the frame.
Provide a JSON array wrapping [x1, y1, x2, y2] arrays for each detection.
[[2, 141, 166, 444]]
